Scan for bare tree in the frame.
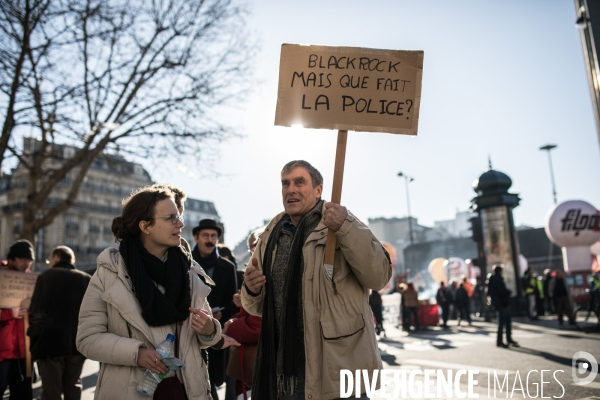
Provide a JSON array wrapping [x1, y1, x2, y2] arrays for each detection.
[[1, 0, 255, 241], [0, 0, 58, 175]]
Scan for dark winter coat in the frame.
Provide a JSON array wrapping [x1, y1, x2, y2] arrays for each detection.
[[27, 261, 91, 360], [454, 287, 470, 308], [192, 247, 238, 324], [488, 274, 512, 308], [436, 287, 452, 307], [192, 246, 238, 387]]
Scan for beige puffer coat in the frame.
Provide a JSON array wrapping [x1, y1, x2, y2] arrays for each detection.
[[241, 203, 392, 399], [76, 248, 222, 400]]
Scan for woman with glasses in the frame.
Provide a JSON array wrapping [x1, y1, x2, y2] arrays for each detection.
[[77, 185, 238, 399]]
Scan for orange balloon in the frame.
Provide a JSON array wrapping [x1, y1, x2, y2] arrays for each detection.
[[428, 258, 447, 284]]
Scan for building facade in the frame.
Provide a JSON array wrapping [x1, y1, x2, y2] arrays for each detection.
[[0, 139, 219, 271]]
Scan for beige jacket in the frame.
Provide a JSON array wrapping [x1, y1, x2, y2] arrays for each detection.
[[76, 248, 222, 400], [399, 287, 419, 308], [241, 204, 392, 399]]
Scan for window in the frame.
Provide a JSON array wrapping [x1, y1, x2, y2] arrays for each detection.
[[63, 147, 75, 159], [565, 277, 574, 286]]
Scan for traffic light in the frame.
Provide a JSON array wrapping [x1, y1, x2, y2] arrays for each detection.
[[469, 216, 483, 244]]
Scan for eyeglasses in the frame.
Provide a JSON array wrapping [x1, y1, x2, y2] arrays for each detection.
[[151, 214, 184, 225]]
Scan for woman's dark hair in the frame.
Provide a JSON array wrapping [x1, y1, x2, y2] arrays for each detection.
[[111, 185, 174, 240], [151, 184, 186, 210]]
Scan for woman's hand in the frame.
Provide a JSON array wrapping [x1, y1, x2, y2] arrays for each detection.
[[189, 307, 216, 336], [223, 318, 236, 334], [221, 334, 240, 349], [137, 347, 169, 374], [233, 290, 242, 308], [12, 307, 27, 319]]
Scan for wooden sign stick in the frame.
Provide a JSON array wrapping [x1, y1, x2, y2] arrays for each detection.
[[324, 130, 348, 274], [24, 313, 31, 377]]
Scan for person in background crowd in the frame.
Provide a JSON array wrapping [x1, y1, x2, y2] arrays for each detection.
[[399, 282, 420, 332], [192, 219, 238, 399], [543, 268, 555, 314], [217, 243, 240, 400], [488, 264, 519, 348], [590, 271, 600, 293], [242, 160, 391, 399], [523, 268, 538, 320], [543, 269, 555, 314], [549, 270, 574, 326], [473, 278, 485, 317], [536, 276, 545, 317], [369, 289, 385, 336], [462, 276, 474, 319], [449, 280, 459, 320], [455, 283, 472, 326], [223, 229, 264, 399], [28, 246, 91, 400], [436, 281, 452, 329], [483, 273, 493, 322], [76, 185, 238, 400], [0, 240, 35, 400], [218, 245, 237, 267], [462, 276, 474, 297], [398, 283, 409, 330]]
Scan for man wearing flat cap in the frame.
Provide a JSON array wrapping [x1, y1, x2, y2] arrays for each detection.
[[191, 219, 237, 399], [0, 240, 35, 399]]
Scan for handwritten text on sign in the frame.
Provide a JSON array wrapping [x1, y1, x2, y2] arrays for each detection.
[[275, 44, 424, 135], [0, 270, 38, 309]]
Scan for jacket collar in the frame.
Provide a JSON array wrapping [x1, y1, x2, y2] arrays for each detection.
[[52, 261, 75, 270], [261, 200, 328, 241]]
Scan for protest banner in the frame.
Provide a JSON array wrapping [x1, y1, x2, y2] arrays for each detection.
[[0, 269, 39, 376], [275, 44, 423, 135], [274, 44, 424, 268], [0, 269, 38, 309]]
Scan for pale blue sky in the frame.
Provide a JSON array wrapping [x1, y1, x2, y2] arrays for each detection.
[[155, 0, 600, 248]]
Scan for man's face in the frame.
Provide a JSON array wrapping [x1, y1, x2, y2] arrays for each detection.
[[281, 166, 322, 225], [194, 229, 219, 258], [12, 258, 33, 272]]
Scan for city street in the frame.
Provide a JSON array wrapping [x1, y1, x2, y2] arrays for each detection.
[[35, 316, 599, 400]]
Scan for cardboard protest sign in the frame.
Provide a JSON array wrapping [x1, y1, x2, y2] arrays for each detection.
[[275, 44, 424, 135], [0, 270, 38, 309]]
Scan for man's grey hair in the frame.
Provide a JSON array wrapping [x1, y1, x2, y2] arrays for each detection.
[[52, 245, 76, 265], [281, 160, 323, 188]]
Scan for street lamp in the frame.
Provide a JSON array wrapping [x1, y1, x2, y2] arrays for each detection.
[[539, 144, 558, 204], [398, 172, 415, 244]]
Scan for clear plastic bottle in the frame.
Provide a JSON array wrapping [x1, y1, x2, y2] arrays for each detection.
[[136, 333, 176, 396]]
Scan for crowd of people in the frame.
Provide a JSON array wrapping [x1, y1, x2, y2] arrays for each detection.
[[368, 264, 600, 349], [0, 160, 393, 400], [1, 159, 598, 399]]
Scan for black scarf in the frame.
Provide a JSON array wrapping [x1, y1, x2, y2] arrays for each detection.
[[120, 237, 191, 327], [253, 200, 323, 399], [192, 246, 219, 270]]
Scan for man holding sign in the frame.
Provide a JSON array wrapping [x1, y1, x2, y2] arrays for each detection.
[[0, 240, 35, 400], [242, 160, 392, 399]]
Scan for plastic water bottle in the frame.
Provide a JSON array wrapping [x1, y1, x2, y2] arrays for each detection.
[[136, 333, 176, 396]]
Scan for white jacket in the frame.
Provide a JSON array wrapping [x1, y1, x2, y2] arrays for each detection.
[[76, 248, 222, 399]]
